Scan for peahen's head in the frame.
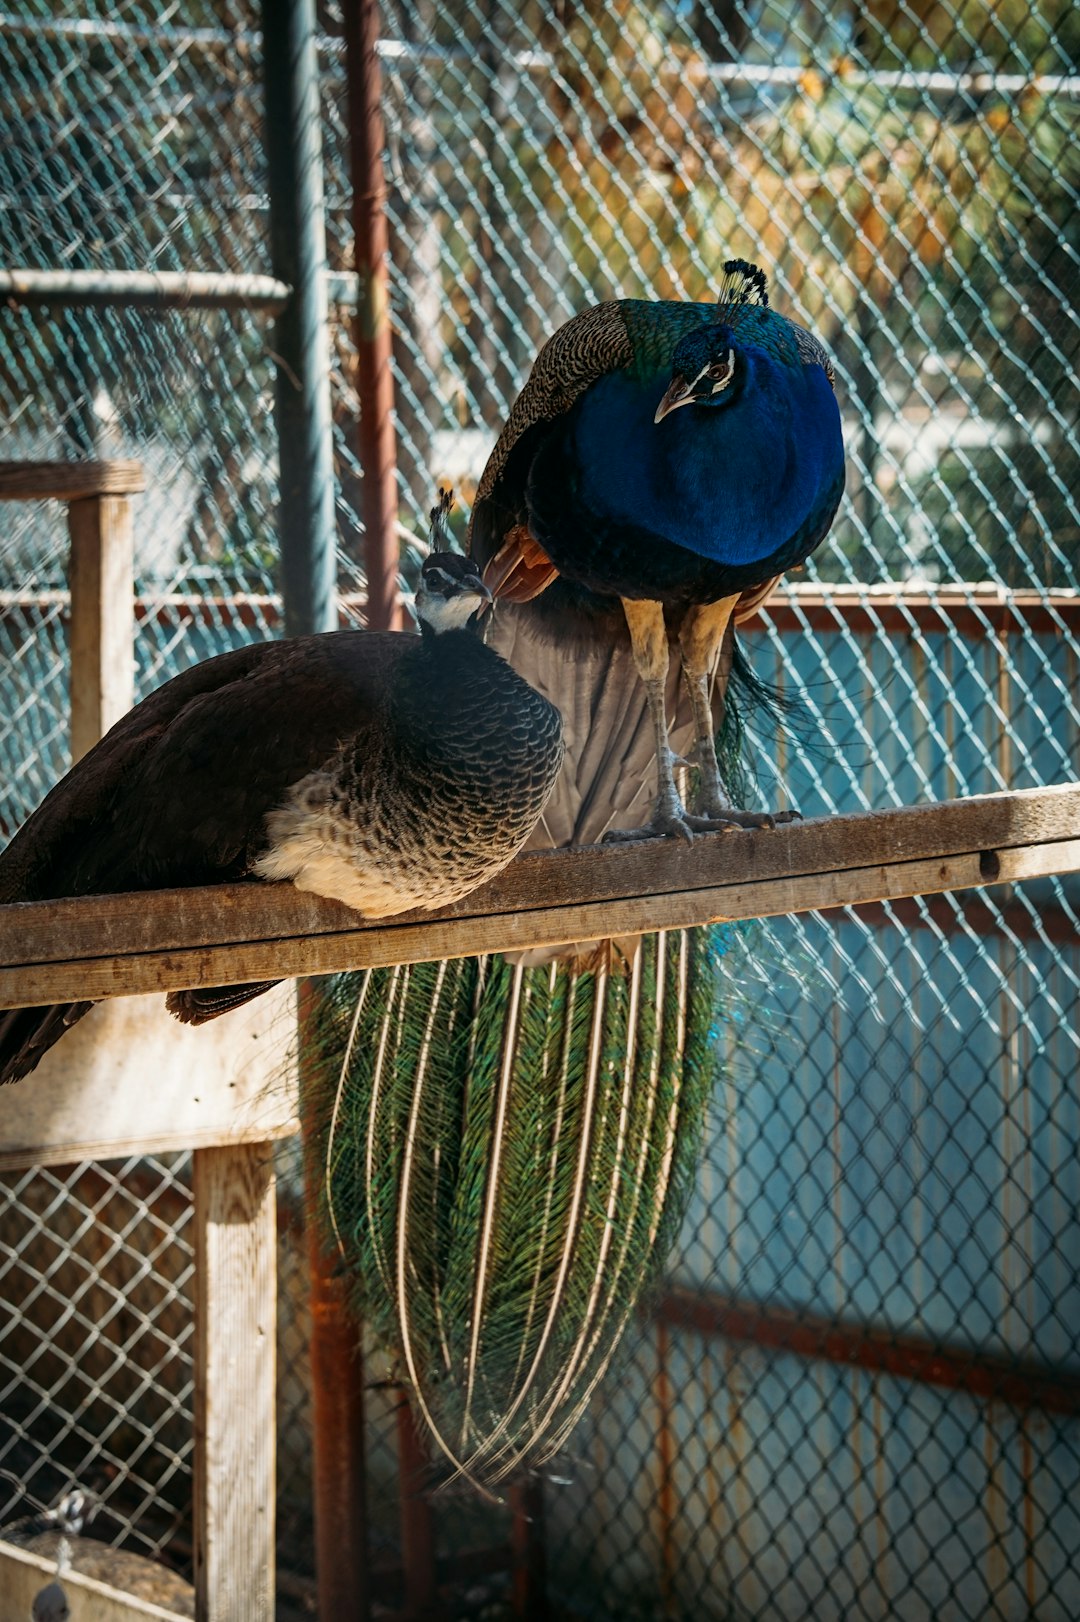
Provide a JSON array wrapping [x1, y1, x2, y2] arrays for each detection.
[[416, 487, 493, 634], [414, 551, 492, 634], [654, 323, 742, 423]]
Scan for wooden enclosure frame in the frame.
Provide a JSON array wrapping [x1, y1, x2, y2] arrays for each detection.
[[1, 780, 1077, 1011], [0, 462, 291, 1622], [1, 463, 1078, 1622]]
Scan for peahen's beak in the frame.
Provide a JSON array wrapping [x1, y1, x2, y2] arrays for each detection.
[[654, 376, 694, 423]]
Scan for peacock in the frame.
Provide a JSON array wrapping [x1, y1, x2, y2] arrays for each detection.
[[470, 259, 845, 841], [310, 269, 845, 1487]]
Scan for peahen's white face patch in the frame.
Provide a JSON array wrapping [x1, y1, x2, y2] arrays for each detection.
[[414, 583, 488, 633]]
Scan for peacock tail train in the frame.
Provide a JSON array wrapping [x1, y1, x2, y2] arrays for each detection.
[[303, 927, 722, 1487]]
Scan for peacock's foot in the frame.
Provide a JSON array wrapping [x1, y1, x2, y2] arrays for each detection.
[[603, 811, 696, 845], [603, 784, 699, 844], [689, 802, 803, 831]]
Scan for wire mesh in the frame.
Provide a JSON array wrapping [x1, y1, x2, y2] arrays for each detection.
[[1, 0, 1078, 1616]]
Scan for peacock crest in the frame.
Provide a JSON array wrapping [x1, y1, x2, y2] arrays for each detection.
[[714, 257, 770, 318]]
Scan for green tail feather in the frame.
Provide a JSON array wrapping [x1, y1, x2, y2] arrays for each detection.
[[302, 686, 787, 1486], [304, 929, 719, 1486]]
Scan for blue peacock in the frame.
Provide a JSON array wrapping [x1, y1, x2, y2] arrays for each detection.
[[471, 259, 845, 841], [310, 264, 845, 1487]]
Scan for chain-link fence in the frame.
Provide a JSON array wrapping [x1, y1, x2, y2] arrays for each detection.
[[1, 0, 1078, 1616]]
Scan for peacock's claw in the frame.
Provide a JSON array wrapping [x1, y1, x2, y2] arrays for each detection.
[[603, 811, 696, 845], [686, 808, 774, 832]]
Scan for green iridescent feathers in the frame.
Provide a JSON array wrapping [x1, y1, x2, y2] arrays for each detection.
[[304, 930, 719, 1487]]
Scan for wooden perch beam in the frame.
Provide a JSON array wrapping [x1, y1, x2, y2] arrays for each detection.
[[0, 784, 1077, 1011]]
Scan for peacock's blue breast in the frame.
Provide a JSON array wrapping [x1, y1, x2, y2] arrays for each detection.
[[568, 346, 843, 571]]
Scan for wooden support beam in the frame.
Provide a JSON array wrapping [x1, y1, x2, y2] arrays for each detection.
[[0, 785, 1076, 1011], [68, 493, 136, 762], [193, 1144, 277, 1622], [0, 460, 146, 500]]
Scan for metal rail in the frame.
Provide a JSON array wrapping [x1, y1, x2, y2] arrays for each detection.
[[0, 266, 360, 311]]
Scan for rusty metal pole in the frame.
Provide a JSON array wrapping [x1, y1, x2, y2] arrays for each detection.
[[261, 1, 371, 1612], [298, 980, 371, 1620], [344, 0, 402, 632]]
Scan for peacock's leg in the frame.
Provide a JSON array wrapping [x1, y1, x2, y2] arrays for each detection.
[[678, 597, 799, 832], [603, 597, 697, 843]]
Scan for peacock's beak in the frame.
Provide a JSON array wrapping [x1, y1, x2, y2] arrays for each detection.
[[654, 377, 694, 423], [471, 582, 494, 615], [482, 528, 560, 603]]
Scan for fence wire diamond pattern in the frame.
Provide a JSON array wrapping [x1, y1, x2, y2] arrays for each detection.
[[1, 0, 1078, 1617]]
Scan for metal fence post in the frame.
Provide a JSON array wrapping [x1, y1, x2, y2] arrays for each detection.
[[261, 0, 337, 639], [262, 4, 370, 1617], [344, 0, 401, 633]]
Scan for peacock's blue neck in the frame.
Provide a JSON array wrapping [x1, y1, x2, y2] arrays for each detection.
[[569, 346, 842, 569]]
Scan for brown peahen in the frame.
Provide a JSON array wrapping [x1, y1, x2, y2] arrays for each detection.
[[0, 548, 563, 1084]]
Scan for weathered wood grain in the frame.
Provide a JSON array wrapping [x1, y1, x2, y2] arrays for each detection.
[[1, 783, 1077, 970], [0, 1537, 187, 1621], [0, 985, 299, 1171], [193, 1144, 277, 1622], [68, 494, 136, 762], [0, 786, 1076, 1010], [0, 460, 147, 500]]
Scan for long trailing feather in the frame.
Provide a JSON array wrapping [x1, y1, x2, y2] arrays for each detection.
[[305, 926, 723, 1488], [301, 599, 800, 1485]]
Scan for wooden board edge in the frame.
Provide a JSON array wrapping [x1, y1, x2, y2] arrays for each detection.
[[0, 1539, 188, 1622], [0, 461, 147, 500], [3, 782, 1080, 970], [1, 837, 1077, 1011], [0, 1115, 300, 1173]]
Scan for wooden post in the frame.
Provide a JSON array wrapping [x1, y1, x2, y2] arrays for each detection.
[[67, 493, 136, 761], [0, 462, 289, 1622], [193, 1145, 278, 1622]]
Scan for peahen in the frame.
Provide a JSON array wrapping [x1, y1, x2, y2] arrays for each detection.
[[470, 259, 845, 841], [0, 546, 563, 1084]]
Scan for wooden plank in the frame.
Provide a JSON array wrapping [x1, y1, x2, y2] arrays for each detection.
[[68, 494, 137, 762], [1, 783, 1077, 972], [0, 985, 299, 1170], [0, 1539, 186, 1622], [0, 460, 147, 501], [0, 818, 1076, 1012], [193, 1143, 277, 1622]]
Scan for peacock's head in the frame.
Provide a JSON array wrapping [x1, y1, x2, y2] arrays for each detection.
[[654, 324, 741, 423], [415, 551, 492, 634]]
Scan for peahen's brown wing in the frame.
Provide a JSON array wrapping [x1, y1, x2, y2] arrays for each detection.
[[0, 630, 414, 904]]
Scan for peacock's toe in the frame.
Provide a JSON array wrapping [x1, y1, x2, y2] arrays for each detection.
[[687, 804, 802, 831]]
